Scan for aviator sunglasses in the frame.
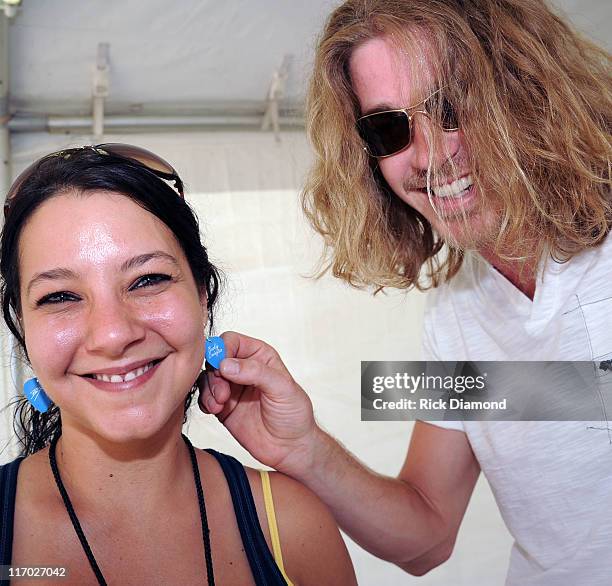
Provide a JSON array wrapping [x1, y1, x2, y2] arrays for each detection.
[[356, 88, 459, 158], [4, 143, 184, 218]]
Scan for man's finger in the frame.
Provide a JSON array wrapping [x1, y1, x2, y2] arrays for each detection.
[[221, 331, 266, 359], [220, 331, 289, 375], [208, 371, 232, 404], [219, 356, 293, 401], [197, 371, 227, 414]]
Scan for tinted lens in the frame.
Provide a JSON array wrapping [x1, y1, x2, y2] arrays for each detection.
[[357, 111, 411, 157], [96, 143, 184, 196], [424, 94, 459, 130], [96, 143, 175, 175]]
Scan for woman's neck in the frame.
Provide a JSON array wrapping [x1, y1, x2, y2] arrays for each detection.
[[53, 416, 194, 516]]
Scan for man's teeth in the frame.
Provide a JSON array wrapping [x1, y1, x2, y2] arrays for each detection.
[[92, 361, 155, 383], [432, 175, 473, 198]]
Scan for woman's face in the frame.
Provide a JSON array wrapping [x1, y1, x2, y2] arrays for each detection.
[[18, 190, 207, 443]]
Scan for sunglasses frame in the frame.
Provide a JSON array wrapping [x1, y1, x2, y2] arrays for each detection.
[[95, 143, 184, 197], [356, 88, 460, 159], [4, 143, 184, 219]]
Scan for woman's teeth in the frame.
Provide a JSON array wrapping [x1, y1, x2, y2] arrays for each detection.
[[91, 361, 156, 383], [432, 175, 473, 198]]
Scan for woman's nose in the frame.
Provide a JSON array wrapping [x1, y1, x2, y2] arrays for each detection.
[[83, 297, 146, 358]]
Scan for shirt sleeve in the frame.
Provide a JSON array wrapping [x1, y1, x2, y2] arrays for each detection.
[[421, 289, 444, 361], [421, 294, 466, 432]]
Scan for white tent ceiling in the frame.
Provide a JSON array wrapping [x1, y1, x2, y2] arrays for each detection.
[[5, 0, 610, 122], [7, 0, 339, 119]]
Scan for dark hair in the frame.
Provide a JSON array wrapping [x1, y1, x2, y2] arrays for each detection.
[[1, 147, 222, 456]]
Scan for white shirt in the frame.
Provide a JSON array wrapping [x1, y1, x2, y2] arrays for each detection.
[[422, 236, 612, 586]]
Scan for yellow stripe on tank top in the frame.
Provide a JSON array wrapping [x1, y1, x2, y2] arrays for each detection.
[[260, 470, 294, 586]]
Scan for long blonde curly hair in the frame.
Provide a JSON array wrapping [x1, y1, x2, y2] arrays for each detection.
[[302, 0, 612, 291]]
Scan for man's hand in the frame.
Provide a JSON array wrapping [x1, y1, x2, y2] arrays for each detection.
[[198, 331, 319, 476]]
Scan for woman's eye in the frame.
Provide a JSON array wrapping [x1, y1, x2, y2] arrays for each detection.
[[131, 273, 172, 290], [35, 275, 172, 305], [37, 292, 78, 306]]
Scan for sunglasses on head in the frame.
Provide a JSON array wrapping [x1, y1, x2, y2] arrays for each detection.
[[4, 143, 184, 219], [356, 88, 459, 158]]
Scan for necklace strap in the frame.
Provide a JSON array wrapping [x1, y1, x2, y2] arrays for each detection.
[[183, 433, 215, 585], [49, 433, 214, 586], [49, 434, 108, 586]]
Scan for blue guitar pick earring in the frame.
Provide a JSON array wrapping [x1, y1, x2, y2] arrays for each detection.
[[23, 377, 52, 413], [205, 336, 226, 370]]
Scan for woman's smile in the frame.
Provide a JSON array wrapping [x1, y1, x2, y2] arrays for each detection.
[[79, 356, 166, 392]]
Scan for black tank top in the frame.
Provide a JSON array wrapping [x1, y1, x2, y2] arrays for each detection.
[[0, 449, 288, 585]]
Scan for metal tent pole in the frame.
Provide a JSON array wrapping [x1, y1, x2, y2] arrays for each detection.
[[0, 5, 18, 460]]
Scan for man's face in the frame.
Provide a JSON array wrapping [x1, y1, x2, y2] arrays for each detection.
[[349, 36, 500, 250]]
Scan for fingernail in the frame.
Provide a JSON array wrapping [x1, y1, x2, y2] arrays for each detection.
[[209, 383, 217, 401], [221, 358, 240, 375]]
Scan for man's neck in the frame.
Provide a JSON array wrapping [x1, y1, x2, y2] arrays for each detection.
[[478, 248, 537, 300]]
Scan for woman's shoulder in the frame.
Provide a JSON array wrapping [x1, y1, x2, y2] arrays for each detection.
[[0, 454, 25, 474], [0, 456, 47, 564], [1, 451, 35, 499], [0, 454, 25, 503], [195, 448, 355, 584], [3, 447, 49, 482], [245, 466, 334, 528], [0, 454, 27, 565], [199, 448, 335, 529], [243, 466, 357, 586], [4, 447, 59, 507]]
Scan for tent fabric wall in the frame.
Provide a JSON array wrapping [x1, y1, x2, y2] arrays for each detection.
[[0, 130, 511, 584]]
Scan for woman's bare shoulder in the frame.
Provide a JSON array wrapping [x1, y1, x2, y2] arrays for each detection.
[[12, 447, 54, 498], [244, 466, 357, 586]]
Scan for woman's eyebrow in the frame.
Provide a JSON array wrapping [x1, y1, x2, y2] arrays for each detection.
[[26, 251, 180, 297], [120, 251, 180, 272], [26, 267, 78, 297]]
